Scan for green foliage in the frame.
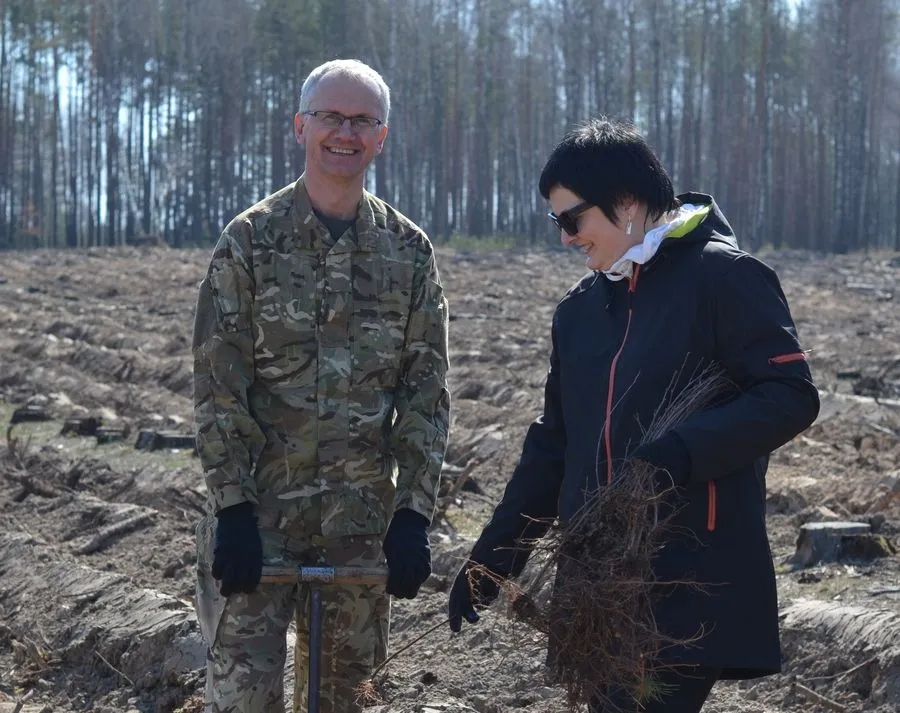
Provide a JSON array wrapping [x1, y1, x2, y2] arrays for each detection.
[[440, 232, 530, 251], [635, 673, 677, 706], [254, 0, 322, 76]]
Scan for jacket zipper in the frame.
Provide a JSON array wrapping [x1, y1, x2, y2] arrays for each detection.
[[768, 351, 808, 365], [707, 481, 717, 531], [603, 266, 641, 484], [601, 265, 717, 530]]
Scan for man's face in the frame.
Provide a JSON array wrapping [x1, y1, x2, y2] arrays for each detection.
[[294, 74, 388, 184]]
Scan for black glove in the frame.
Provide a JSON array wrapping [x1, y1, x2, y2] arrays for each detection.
[[631, 432, 692, 488], [382, 508, 431, 599], [448, 560, 501, 632], [212, 502, 263, 597]]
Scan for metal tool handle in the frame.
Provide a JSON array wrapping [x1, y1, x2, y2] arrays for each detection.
[[260, 565, 388, 586], [309, 587, 323, 713]]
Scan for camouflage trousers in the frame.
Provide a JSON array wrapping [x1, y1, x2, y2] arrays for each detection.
[[195, 508, 390, 713]]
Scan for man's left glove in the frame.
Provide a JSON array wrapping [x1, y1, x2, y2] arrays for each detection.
[[212, 502, 263, 597], [382, 508, 431, 599], [631, 431, 692, 488]]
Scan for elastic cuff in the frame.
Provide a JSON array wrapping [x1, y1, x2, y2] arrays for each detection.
[[211, 483, 254, 513], [217, 501, 254, 519], [662, 431, 693, 486], [391, 495, 435, 525], [390, 507, 430, 530]]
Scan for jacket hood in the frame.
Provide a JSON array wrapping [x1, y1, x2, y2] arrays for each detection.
[[667, 192, 737, 249], [601, 192, 736, 282]]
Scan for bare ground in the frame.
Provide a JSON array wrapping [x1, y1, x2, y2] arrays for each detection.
[[0, 245, 898, 713]]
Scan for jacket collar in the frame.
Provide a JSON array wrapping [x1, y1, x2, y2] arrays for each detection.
[[289, 176, 378, 252]]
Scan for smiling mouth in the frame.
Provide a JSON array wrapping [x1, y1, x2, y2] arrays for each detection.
[[326, 147, 358, 155]]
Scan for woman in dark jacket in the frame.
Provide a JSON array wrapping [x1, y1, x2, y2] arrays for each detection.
[[447, 118, 820, 712]]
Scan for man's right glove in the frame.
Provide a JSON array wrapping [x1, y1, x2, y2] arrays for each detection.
[[448, 560, 501, 632], [212, 501, 263, 597]]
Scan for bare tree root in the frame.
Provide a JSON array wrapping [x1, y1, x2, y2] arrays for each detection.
[[790, 680, 848, 713], [502, 365, 733, 711], [354, 615, 453, 706], [73, 511, 155, 555], [355, 678, 382, 708]]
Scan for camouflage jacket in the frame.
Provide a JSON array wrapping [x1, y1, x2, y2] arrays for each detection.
[[192, 178, 450, 537]]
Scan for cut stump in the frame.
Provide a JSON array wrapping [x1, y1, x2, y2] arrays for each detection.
[[134, 429, 196, 451], [61, 416, 102, 437], [793, 521, 877, 566]]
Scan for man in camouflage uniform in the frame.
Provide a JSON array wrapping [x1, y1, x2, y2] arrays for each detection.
[[192, 59, 450, 713]]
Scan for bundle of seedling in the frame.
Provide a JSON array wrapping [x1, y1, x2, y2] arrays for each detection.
[[502, 366, 733, 711]]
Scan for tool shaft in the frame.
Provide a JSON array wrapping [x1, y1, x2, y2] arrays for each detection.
[[259, 565, 388, 586], [308, 586, 323, 713]]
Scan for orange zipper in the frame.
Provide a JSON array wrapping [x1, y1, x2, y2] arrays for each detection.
[[768, 351, 807, 365], [603, 266, 641, 484], [707, 481, 717, 531]]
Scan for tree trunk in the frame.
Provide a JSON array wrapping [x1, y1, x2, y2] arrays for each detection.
[[751, 0, 772, 252]]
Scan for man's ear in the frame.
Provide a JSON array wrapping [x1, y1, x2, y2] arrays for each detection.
[[375, 124, 389, 154], [293, 113, 305, 145]]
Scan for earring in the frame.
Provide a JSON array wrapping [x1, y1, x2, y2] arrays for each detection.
[[625, 219, 633, 236]]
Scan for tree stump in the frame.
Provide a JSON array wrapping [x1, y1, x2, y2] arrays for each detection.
[[9, 405, 52, 425], [134, 430, 196, 451], [96, 426, 130, 444], [61, 416, 102, 437], [793, 521, 872, 566]]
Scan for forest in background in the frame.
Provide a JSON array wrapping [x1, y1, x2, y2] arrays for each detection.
[[1, 0, 898, 252]]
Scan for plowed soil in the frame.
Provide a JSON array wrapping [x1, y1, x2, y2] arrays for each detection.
[[0, 246, 898, 713]]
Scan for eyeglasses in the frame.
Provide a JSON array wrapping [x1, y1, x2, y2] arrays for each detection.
[[548, 201, 592, 236], [303, 110, 384, 132]]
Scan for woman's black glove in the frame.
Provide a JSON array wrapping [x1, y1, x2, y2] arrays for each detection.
[[212, 501, 263, 597], [631, 431, 692, 487], [382, 508, 432, 599], [448, 560, 501, 632]]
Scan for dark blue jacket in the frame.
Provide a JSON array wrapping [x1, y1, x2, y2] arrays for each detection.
[[471, 193, 819, 678]]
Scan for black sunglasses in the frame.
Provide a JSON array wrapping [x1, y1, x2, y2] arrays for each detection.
[[548, 201, 592, 236]]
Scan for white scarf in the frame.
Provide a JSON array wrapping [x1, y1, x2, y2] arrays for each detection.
[[602, 203, 706, 281]]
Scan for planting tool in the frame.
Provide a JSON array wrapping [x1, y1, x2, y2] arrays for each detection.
[[260, 564, 389, 713]]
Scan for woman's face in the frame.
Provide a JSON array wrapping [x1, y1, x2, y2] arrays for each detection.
[[548, 186, 641, 272]]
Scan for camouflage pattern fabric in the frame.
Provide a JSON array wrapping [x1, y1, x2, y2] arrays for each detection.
[[192, 175, 450, 533], [196, 509, 390, 713], [192, 176, 449, 709]]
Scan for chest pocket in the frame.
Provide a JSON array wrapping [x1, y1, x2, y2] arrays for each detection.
[[253, 248, 320, 387], [351, 254, 411, 391]]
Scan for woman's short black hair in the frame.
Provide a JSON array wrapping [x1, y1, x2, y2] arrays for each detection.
[[538, 117, 678, 225]]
